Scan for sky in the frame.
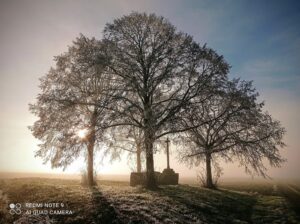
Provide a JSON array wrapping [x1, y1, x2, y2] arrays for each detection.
[[0, 0, 299, 179]]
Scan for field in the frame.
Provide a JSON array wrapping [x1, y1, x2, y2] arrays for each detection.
[[0, 177, 299, 224]]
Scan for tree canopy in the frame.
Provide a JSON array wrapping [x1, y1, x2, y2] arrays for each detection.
[[102, 12, 229, 188], [29, 35, 113, 185], [177, 79, 286, 188], [30, 12, 286, 189]]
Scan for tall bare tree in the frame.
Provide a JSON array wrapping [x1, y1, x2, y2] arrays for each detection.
[[29, 35, 113, 186], [177, 79, 286, 188], [108, 125, 145, 173], [103, 12, 229, 189]]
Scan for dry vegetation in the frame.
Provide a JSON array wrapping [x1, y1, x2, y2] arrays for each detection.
[[0, 178, 299, 224]]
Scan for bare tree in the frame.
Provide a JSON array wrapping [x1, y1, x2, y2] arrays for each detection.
[[109, 125, 145, 173], [103, 12, 229, 189], [177, 79, 286, 188], [29, 35, 113, 186]]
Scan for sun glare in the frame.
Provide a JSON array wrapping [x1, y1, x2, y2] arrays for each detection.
[[77, 129, 88, 139]]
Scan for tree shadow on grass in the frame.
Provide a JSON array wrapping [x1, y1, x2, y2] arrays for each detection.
[[156, 185, 256, 224], [90, 187, 122, 224], [215, 188, 256, 223]]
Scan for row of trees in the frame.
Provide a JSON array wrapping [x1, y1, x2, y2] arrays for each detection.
[[30, 13, 285, 189]]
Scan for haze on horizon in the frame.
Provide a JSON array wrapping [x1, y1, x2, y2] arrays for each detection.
[[0, 0, 299, 180]]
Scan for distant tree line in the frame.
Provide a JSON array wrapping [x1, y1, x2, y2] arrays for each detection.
[[29, 12, 285, 189]]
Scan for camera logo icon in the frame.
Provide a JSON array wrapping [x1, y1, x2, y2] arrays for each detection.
[[9, 203, 22, 215]]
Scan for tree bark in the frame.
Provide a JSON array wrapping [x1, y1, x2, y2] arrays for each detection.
[[206, 153, 214, 189], [87, 110, 97, 187], [144, 130, 157, 189], [136, 142, 142, 173], [87, 137, 95, 186], [143, 100, 157, 189]]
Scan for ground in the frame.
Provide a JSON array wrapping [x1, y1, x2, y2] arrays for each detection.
[[0, 178, 299, 224]]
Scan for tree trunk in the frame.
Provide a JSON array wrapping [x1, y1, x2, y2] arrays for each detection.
[[144, 130, 156, 189], [87, 110, 97, 187], [87, 137, 95, 186], [205, 153, 214, 189], [136, 142, 142, 173], [143, 100, 157, 189]]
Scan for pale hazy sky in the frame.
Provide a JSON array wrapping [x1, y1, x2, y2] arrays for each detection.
[[0, 0, 299, 179]]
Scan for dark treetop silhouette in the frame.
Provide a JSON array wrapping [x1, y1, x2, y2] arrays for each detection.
[[103, 12, 229, 189]]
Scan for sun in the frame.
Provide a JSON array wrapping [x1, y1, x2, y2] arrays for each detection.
[[77, 129, 88, 139]]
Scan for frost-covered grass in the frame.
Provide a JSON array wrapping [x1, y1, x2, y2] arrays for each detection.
[[0, 178, 299, 224]]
